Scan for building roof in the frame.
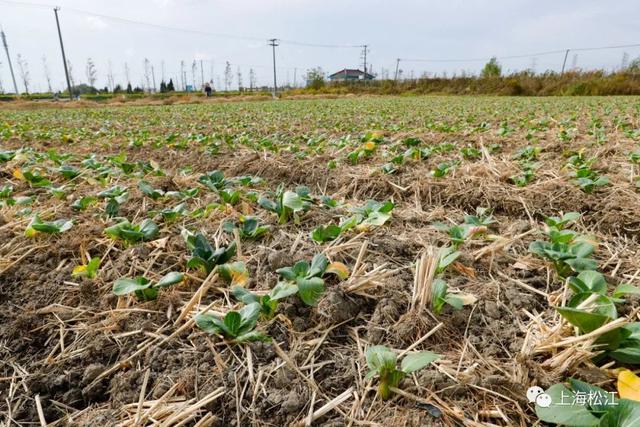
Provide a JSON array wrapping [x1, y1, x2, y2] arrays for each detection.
[[328, 68, 375, 79]]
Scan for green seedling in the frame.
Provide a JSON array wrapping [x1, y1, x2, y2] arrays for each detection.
[[25, 214, 73, 237], [0, 150, 16, 162], [48, 185, 69, 200], [403, 146, 432, 161], [514, 145, 541, 161], [222, 216, 270, 239], [529, 237, 596, 278], [464, 207, 495, 227], [97, 185, 129, 217], [113, 271, 183, 301], [554, 269, 640, 363], [71, 195, 98, 211], [72, 257, 101, 279], [381, 163, 397, 174], [365, 345, 440, 400], [433, 222, 486, 249], [58, 165, 80, 180], [510, 161, 538, 187], [430, 246, 469, 315], [320, 195, 338, 208], [219, 188, 241, 205], [158, 203, 187, 223], [314, 200, 394, 240], [431, 278, 465, 314], [566, 156, 609, 193], [436, 246, 461, 274], [342, 200, 394, 231], [138, 181, 165, 200], [460, 146, 481, 160], [276, 253, 349, 306], [199, 170, 229, 191], [431, 161, 457, 178], [165, 187, 199, 200], [311, 224, 343, 243], [105, 218, 159, 244], [232, 282, 298, 319], [182, 230, 237, 274], [258, 184, 311, 224], [0, 185, 15, 206], [544, 212, 581, 230], [529, 212, 597, 277], [19, 169, 51, 187], [196, 302, 269, 342]]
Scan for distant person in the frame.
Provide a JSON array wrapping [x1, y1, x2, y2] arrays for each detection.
[[204, 82, 212, 97]]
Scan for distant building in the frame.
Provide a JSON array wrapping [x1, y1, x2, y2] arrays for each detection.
[[328, 69, 375, 81]]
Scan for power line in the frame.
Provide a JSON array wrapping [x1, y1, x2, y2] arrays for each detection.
[[400, 43, 640, 63], [0, 0, 364, 48]]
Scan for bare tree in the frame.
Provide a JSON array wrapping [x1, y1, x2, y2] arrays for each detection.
[[236, 67, 243, 91], [16, 54, 30, 94], [143, 58, 151, 92], [42, 55, 53, 93], [180, 60, 185, 90], [191, 60, 197, 89], [85, 58, 97, 87], [124, 62, 130, 86], [107, 60, 114, 92], [224, 61, 232, 91], [621, 52, 630, 70], [249, 68, 256, 91], [66, 59, 76, 90]]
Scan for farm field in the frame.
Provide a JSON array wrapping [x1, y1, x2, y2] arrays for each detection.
[[2, 95, 640, 426]]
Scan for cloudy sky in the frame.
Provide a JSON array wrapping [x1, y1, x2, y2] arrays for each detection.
[[0, 0, 639, 93]]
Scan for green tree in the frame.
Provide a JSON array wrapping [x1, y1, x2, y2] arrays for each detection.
[[481, 57, 501, 78], [306, 67, 325, 90], [167, 79, 175, 92], [159, 81, 167, 93], [126, 83, 133, 94]]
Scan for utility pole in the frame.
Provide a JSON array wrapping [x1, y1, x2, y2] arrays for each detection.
[[1, 29, 20, 95], [200, 59, 204, 87], [53, 8, 73, 100], [561, 49, 570, 74], [293, 68, 297, 88], [394, 58, 400, 81], [268, 38, 279, 98]]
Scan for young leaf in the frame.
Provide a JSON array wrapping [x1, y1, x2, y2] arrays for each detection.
[[400, 352, 440, 374], [223, 311, 242, 336], [282, 191, 304, 211], [311, 224, 342, 243], [155, 271, 184, 288], [113, 277, 151, 295], [232, 285, 261, 305], [269, 282, 299, 300], [366, 345, 397, 372], [297, 277, 325, 306]]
